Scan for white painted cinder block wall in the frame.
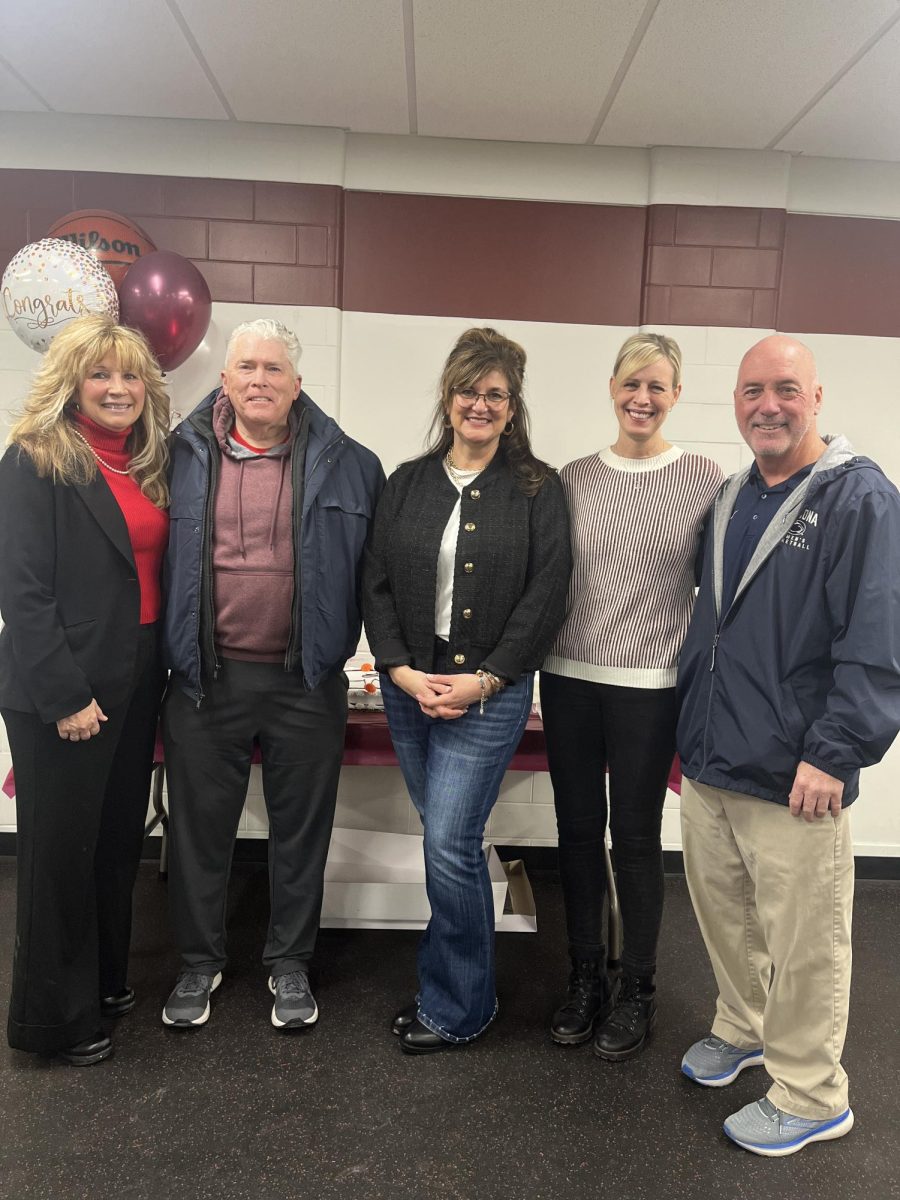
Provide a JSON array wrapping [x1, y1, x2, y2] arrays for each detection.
[[1, 114, 898, 855]]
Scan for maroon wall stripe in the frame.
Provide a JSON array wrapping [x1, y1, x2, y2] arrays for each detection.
[[642, 205, 784, 329], [0, 169, 341, 310], [342, 191, 645, 326], [2, 168, 900, 339], [778, 214, 900, 337]]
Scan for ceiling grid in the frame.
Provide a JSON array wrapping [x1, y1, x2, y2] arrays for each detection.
[[0, 0, 899, 161]]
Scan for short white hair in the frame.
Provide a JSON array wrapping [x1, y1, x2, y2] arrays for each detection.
[[225, 319, 303, 372]]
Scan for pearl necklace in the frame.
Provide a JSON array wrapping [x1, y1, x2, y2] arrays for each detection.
[[444, 447, 482, 486], [71, 427, 132, 476]]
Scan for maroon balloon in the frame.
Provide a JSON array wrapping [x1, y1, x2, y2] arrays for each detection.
[[119, 250, 211, 371]]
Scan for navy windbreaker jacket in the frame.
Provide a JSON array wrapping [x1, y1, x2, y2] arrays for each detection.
[[162, 387, 385, 702], [676, 435, 900, 807]]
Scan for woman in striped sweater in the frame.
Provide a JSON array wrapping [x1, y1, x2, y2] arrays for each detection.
[[541, 332, 723, 1060]]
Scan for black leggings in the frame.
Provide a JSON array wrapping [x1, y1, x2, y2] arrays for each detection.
[[540, 671, 677, 977]]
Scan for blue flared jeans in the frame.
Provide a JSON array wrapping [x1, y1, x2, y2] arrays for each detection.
[[381, 671, 533, 1042]]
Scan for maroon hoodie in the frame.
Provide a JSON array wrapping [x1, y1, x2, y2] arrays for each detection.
[[210, 392, 298, 662]]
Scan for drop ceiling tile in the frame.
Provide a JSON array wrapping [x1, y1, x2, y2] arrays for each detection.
[[414, 0, 647, 143], [176, 0, 410, 131], [0, 59, 46, 111], [598, 0, 899, 150], [776, 20, 900, 161], [0, 0, 227, 120]]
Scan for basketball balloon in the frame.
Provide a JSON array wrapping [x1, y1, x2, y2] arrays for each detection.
[[46, 209, 156, 288]]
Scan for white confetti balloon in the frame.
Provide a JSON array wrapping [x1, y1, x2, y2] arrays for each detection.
[[1, 238, 119, 353]]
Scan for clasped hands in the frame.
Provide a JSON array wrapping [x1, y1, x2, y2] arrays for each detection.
[[56, 698, 107, 741], [388, 666, 487, 720]]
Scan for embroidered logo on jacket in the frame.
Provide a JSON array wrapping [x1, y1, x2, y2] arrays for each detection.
[[783, 507, 819, 552]]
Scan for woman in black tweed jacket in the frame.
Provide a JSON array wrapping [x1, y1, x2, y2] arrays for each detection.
[[363, 327, 570, 1054]]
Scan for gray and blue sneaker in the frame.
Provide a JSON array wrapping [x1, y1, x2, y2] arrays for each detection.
[[269, 971, 318, 1029], [681, 1034, 764, 1086], [162, 970, 222, 1027], [724, 1097, 854, 1156]]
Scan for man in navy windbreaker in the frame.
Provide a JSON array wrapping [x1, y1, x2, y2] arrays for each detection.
[[676, 335, 900, 1157], [159, 319, 384, 1034]]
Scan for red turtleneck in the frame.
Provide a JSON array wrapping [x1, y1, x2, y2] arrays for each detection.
[[72, 411, 169, 624]]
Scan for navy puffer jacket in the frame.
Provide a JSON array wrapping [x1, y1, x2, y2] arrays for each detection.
[[163, 387, 384, 702]]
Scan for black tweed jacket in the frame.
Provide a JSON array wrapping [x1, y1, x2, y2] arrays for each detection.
[[362, 449, 571, 682]]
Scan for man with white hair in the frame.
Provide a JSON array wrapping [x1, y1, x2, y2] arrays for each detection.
[[676, 335, 900, 1155], [160, 319, 384, 1031]]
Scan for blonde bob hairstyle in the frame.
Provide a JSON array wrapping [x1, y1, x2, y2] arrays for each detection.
[[612, 332, 682, 391], [422, 326, 551, 496], [7, 314, 170, 507]]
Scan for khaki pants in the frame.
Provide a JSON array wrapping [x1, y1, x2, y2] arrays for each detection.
[[681, 777, 854, 1119]]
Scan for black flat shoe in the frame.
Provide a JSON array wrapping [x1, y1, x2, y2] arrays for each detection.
[[58, 1034, 114, 1066], [391, 1002, 418, 1036], [400, 1018, 455, 1055], [101, 987, 136, 1018]]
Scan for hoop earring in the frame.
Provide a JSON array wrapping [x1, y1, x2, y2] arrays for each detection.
[[502, 419, 515, 436], [442, 415, 452, 428]]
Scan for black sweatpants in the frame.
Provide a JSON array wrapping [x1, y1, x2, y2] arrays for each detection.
[[540, 671, 677, 977], [163, 660, 347, 977], [5, 624, 163, 1054]]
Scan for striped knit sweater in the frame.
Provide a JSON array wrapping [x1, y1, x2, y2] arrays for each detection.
[[543, 446, 724, 688]]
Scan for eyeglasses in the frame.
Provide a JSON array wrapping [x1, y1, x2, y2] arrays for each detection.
[[455, 388, 511, 408]]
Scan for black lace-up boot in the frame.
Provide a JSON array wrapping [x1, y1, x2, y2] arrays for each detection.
[[550, 955, 615, 1045], [592, 973, 657, 1060]]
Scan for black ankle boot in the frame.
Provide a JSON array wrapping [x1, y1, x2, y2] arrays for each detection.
[[593, 973, 656, 1061], [550, 956, 614, 1045]]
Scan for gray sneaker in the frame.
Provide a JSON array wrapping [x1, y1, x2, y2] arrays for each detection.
[[681, 1034, 764, 1086], [724, 1097, 854, 1157], [162, 970, 222, 1027], [269, 971, 318, 1029]]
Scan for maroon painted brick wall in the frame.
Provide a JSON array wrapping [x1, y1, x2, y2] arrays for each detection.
[[2, 167, 899, 339], [0, 169, 342, 307], [778, 214, 900, 337], [642, 205, 785, 328], [342, 191, 646, 326]]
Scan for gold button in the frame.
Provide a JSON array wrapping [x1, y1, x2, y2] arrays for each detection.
[[470, 489, 480, 499], [454, 653, 466, 665], [464, 522, 476, 532], [462, 608, 472, 620], [464, 562, 474, 573]]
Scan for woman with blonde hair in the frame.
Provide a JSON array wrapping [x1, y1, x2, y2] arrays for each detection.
[[0, 314, 170, 1065], [364, 326, 570, 1053], [542, 332, 723, 1060]]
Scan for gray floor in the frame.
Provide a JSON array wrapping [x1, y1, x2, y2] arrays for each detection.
[[1, 859, 898, 1200]]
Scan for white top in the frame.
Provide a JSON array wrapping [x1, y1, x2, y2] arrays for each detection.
[[435, 461, 482, 639], [542, 445, 723, 688]]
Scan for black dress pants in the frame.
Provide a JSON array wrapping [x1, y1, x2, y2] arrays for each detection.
[[540, 671, 677, 977], [163, 660, 347, 977], [4, 624, 163, 1053]]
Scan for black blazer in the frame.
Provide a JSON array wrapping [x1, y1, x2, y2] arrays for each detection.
[[0, 445, 143, 723], [362, 450, 571, 681]]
